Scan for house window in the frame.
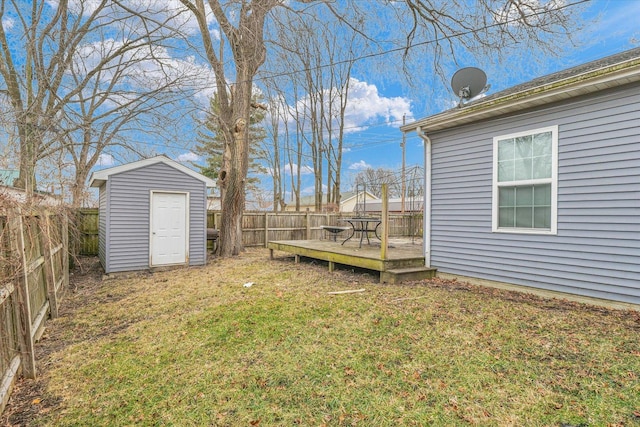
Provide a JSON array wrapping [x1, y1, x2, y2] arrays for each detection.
[[492, 126, 557, 234]]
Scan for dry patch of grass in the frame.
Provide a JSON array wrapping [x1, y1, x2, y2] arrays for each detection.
[[11, 249, 640, 426]]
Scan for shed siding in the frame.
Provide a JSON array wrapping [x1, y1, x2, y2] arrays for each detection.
[[98, 184, 108, 270], [105, 162, 207, 273], [429, 84, 640, 304]]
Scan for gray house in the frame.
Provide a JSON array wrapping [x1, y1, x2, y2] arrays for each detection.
[[89, 156, 216, 274], [402, 48, 640, 306]]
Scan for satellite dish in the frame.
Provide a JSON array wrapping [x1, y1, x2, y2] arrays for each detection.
[[451, 67, 489, 107]]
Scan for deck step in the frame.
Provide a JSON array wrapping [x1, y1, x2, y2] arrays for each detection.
[[380, 266, 437, 284]]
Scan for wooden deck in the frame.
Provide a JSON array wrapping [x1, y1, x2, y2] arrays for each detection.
[[267, 238, 428, 277]]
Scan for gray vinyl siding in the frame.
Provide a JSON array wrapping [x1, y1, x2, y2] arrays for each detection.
[[429, 83, 640, 304], [98, 184, 108, 270], [104, 162, 207, 273]]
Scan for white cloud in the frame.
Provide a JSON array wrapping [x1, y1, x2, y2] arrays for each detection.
[[300, 184, 327, 196], [349, 160, 371, 171], [46, 0, 104, 16], [50, 0, 218, 105], [288, 78, 413, 135], [97, 153, 114, 166], [176, 152, 200, 162], [71, 39, 216, 107], [210, 28, 221, 41], [46, 0, 215, 35], [283, 164, 314, 175], [343, 78, 413, 132], [2, 17, 14, 30], [493, 0, 564, 27], [301, 185, 315, 196]]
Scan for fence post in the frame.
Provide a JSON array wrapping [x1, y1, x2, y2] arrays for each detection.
[[8, 211, 36, 379], [62, 213, 69, 291], [305, 211, 310, 240], [39, 213, 58, 318], [380, 184, 389, 260], [264, 212, 270, 247]]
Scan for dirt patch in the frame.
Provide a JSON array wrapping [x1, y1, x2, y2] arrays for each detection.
[[1, 257, 103, 427]]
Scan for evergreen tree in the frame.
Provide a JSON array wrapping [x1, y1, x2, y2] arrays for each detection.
[[194, 93, 267, 197]]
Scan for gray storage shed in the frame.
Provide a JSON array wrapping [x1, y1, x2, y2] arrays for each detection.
[[402, 47, 640, 306], [89, 156, 216, 274]]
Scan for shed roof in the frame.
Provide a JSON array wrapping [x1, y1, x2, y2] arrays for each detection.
[[88, 155, 216, 188], [402, 47, 640, 133]]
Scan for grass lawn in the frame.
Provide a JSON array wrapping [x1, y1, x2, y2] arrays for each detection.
[[9, 249, 640, 426]]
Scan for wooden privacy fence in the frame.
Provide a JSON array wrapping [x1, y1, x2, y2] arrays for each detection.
[[0, 209, 69, 415], [75, 210, 423, 255], [76, 209, 99, 255], [207, 211, 423, 248]]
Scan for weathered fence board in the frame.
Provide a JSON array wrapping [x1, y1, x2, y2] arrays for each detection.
[[0, 209, 68, 416], [77, 209, 99, 256]]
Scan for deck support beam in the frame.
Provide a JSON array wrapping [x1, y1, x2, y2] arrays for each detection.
[[267, 240, 426, 279]]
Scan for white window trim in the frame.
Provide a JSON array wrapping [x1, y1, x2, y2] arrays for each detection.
[[491, 125, 558, 235]]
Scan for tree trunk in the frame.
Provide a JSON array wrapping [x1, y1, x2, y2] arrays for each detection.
[[217, 64, 252, 256], [218, 117, 249, 256], [70, 168, 90, 208], [16, 115, 39, 195]]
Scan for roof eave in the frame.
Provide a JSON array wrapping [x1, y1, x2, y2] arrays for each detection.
[[402, 60, 640, 134], [88, 177, 105, 188], [88, 156, 216, 188]]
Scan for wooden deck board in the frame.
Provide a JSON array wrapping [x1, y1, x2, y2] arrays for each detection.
[[268, 239, 425, 272]]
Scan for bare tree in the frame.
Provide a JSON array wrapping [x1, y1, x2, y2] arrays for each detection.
[[63, 44, 206, 206], [353, 167, 402, 199], [0, 1, 203, 203], [257, 83, 289, 211], [288, 84, 306, 211], [264, 9, 361, 212], [178, 0, 581, 253], [178, 0, 278, 256]]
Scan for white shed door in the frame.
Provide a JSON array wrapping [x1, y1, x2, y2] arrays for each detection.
[[150, 192, 188, 266]]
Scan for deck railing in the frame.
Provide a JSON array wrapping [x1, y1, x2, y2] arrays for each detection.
[[206, 211, 422, 248]]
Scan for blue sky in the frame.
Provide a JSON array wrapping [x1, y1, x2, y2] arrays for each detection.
[[1, 0, 639, 205], [235, 0, 639, 204], [323, 0, 640, 196]]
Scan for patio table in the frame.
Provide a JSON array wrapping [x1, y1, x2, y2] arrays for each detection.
[[341, 217, 382, 248]]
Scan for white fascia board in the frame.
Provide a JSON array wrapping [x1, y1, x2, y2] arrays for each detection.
[[402, 62, 640, 134]]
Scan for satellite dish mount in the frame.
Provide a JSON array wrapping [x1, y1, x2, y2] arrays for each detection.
[[451, 67, 489, 107]]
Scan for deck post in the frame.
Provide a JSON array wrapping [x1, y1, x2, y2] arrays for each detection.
[[325, 213, 330, 240], [329, 261, 335, 272], [381, 184, 389, 260]]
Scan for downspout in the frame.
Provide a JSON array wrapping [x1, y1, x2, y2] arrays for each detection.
[[416, 126, 432, 268]]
